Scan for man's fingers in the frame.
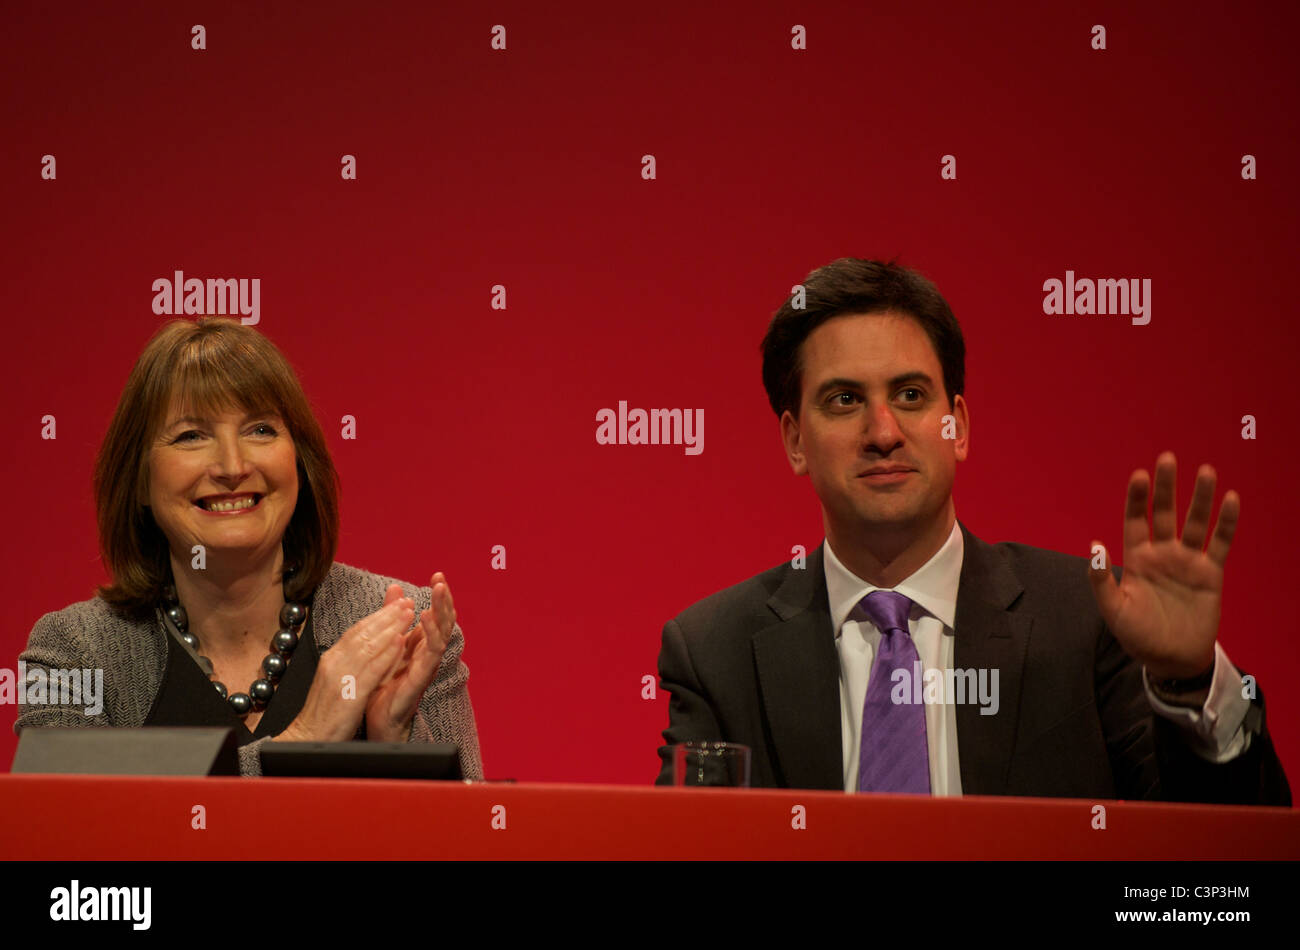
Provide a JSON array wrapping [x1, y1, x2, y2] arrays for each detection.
[[1181, 465, 1216, 550], [1206, 490, 1240, 567], [1150, 451, 1177, 543], [1123, 470, 1151, 553]]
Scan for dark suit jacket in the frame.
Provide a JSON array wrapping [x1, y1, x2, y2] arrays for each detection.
[[656, 521, 1291, 803]]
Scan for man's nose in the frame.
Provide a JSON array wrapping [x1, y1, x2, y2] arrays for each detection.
[[861, 402, 904, 452]]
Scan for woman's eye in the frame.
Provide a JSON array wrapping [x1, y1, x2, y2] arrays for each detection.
[[251, 423, 277, 436], [173, 430, 202, 443]]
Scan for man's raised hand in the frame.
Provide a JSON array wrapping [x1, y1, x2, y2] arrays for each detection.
[[1088, 451, 1238, 680]]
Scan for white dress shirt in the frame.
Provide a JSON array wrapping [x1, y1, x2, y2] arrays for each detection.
[[826, 518, 1253, 795]]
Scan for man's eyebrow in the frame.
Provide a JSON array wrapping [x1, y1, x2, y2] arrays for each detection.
[[888, 372, 935, 389], [812, 372, 936, 398]]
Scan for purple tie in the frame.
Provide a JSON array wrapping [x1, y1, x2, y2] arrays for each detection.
[[856, 590, 931, 794]]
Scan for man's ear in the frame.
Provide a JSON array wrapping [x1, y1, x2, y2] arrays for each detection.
[[951, 394, 970, 463], [780, 409, 807, 475]]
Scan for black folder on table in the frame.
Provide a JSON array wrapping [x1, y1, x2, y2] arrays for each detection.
[[259, 741, 462, 780]]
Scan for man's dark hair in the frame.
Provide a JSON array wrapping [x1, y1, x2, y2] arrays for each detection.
[[760, 257, 966, 417]]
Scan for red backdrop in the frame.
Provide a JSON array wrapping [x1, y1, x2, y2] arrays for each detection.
[[2, 0, 1296, 786]]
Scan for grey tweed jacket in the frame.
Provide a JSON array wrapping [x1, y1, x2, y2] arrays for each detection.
[[15, 561, 484, 779]]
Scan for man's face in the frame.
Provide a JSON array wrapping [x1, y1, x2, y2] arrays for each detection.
[[780, 311, 968, 541]]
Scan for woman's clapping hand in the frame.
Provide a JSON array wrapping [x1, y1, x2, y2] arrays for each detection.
[[275, 596, 415, 743], [365, 573, 456, 742]]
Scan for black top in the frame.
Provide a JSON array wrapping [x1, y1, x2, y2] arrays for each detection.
[[143, 603, 321, 746]]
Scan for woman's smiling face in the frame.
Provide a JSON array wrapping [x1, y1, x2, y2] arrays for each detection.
[[146, 399, 299, 565]]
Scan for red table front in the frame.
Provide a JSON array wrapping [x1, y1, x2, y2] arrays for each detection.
[[0, 775, 1295, 860]]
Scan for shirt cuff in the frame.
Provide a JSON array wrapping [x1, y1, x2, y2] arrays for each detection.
[[1143, 641, 1253, 762]]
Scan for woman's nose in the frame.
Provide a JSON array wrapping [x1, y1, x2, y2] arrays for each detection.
[[211, 434, 253, 477]]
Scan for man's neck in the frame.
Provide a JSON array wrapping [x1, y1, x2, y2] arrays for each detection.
[[826, 505, 956, 589], [168, 549, 288, 655]]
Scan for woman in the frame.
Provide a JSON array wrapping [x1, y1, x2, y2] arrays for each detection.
[[15, 317, 483, 778]]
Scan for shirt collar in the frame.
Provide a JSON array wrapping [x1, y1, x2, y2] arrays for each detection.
[[823, 519, 964, 636]]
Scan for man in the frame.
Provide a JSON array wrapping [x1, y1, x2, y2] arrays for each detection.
[[655, 258, 1290, 802]]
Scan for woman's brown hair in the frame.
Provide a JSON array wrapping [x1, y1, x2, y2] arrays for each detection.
[[94, 318, 339, 618]]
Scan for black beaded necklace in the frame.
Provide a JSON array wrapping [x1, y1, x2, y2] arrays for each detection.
[[159, 577, 309, 718]]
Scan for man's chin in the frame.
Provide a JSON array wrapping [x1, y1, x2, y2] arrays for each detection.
[[850, 503, 918, 526], [823, 506, 915, 538], [855, 518, 918, 537], [859, 505, 951, 541]]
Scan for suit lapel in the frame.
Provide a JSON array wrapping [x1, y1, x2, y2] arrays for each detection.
[[953, 521, 1031, 796], [751, 545, 843, 790]]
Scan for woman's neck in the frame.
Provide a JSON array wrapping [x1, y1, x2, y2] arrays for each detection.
[[168, 549, 288, 655]]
